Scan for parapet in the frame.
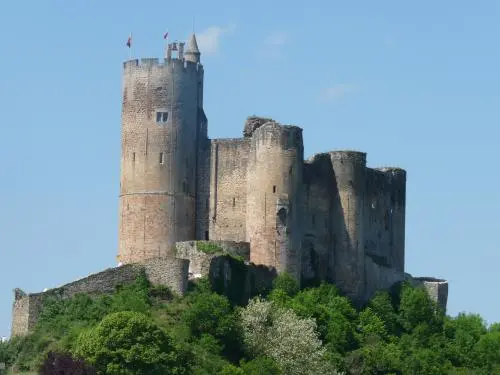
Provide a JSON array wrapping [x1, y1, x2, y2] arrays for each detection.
[[376, 167, 407, 179], [303, 153, 335, 187], [123, 57, 202, 72], [329, 150, 367, 165]]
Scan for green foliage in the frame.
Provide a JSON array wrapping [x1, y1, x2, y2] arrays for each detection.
[[196, 241, 223, 254], [270, 272, 299, 297], [181, 286, 242, 361], [4, 274, 500, 375], [74, 311, 185, 375], [240, 356, 282, 375]]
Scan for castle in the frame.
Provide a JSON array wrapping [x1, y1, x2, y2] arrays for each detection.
[[11, 33, 448, 337]]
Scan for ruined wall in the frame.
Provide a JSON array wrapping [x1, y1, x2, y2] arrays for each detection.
[[411, 277, 448, 312], [119, 57, 204, 263], [209, 139, 250, 242], [175, 240, 250, 278], [246, 122, 304, 281], [301, 153, 336, 284], [174, 240, 275, 305], [329, 151, 366, 300], [364, 254, 407, 301], [12, 259, 189, 336]]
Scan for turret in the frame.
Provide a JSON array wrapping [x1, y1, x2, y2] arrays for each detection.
[[184, 33, 201, 64], [118, 36, 205, 264], [329, 151, 367, 301], [246, 121, 304, 281]]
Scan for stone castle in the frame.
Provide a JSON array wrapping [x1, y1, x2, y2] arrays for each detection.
[[11, 33, 448, 337]]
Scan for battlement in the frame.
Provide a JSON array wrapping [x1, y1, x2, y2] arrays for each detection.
[[376, 167, 407, 178], [305, 152, 332, 165], [329, 150, 367, 165], [123, 57, 202, 72]]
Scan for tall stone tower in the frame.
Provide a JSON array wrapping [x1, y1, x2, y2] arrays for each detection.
[[118, 34, 206, 264], [246, 122, 304, 281]]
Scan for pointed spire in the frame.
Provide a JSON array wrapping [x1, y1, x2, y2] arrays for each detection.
[[184, 33, 201, 63], [186, 33, 200, 53]]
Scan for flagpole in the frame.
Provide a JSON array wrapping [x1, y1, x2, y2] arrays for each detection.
[[164, 31, 168, 59]]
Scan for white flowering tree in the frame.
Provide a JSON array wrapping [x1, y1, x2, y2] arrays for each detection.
[[240, 297, 341, 375]]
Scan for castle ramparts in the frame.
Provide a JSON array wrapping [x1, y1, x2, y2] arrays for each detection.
[[11, 33, 448, 337]]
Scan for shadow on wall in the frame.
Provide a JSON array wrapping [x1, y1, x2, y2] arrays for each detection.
[[209, 255, 277, 305]]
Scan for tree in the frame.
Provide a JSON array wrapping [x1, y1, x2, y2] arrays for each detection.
[[181, 291, 242, 360], [240, 298, 337, 375], [240, 356, 282, 375], [74, 311, 185, 375]]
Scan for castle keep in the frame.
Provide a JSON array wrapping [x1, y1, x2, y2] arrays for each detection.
[[11, 33, 448, 336]]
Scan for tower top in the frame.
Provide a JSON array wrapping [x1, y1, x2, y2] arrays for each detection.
[[184, 33, 201, 63]]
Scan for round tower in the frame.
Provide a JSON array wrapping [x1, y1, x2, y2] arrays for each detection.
[[378, 167, 406, 272], [329, 151, 366, 300], [246, 122, 304, 281], [118, 34, 204, 264]]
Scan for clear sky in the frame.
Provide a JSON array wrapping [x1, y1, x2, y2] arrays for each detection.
[[0, 0, 499, 337]]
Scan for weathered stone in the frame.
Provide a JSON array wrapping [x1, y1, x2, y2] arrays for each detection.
[[11, 258, 189, 337], [243, 116, 274, 138]]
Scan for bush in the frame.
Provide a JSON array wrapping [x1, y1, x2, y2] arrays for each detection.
[[74, 311, 186, 375]]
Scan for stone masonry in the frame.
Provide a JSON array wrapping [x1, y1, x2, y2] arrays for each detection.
[[11, 32, 448, 336]]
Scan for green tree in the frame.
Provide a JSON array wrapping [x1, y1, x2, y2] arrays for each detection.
[[181, 291, 242, 360], [240, 356, 282, 375], [74, 311, 185, 375]]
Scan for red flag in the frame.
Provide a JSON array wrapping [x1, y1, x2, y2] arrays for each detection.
[[163, 32, 169, 40], [126, 34, 132, 48]]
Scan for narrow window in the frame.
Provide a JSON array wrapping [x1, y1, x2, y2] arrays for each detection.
[[273, 185, 276, 193], [156, 111, 169, 124], [232, 197, 236, 207], [159, 152, 164, 164], [132, 152, 136, 162]]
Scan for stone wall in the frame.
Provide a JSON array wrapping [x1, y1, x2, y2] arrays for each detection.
[[175, 240, 250, 278], [363, 254, 407, 301], [11, 258, 189, 337], [209, 139, 250, 242], [411, 277, 449, 312], [174, 240, 275, 304], [302, 153, 336, 285]]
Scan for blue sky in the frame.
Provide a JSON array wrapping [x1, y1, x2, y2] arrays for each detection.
[[0, 0, 499, 337]]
